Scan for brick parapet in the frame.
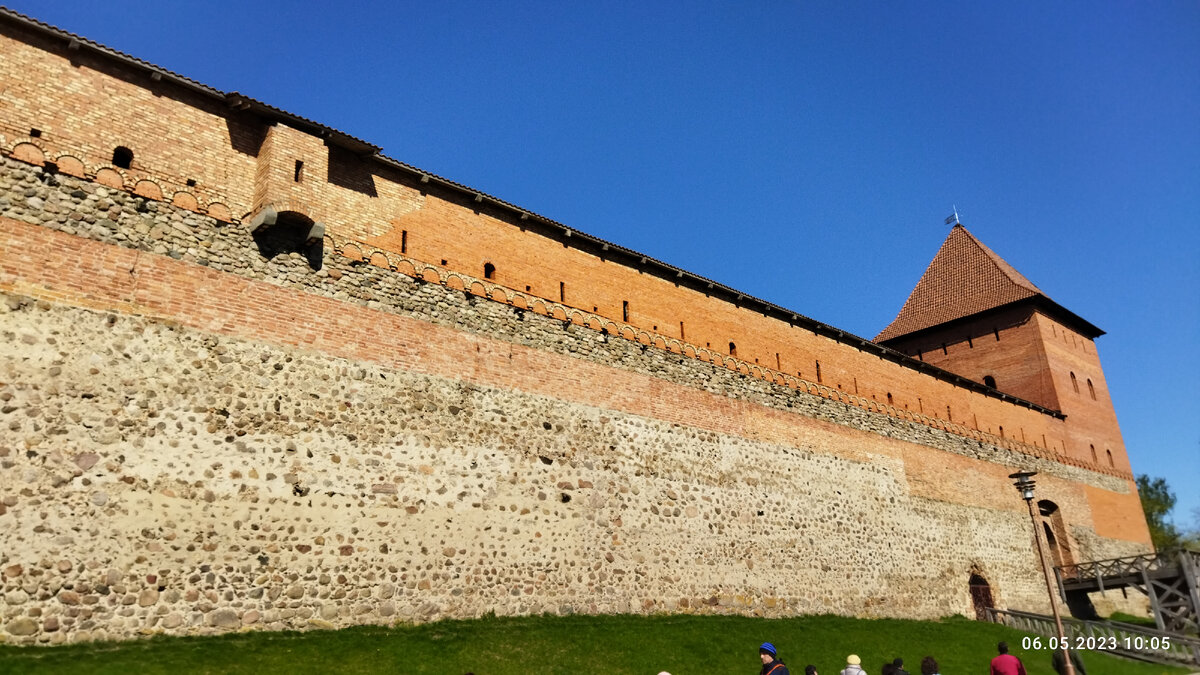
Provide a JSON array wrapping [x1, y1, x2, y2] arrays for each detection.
[[0, 154, 1132, 484]]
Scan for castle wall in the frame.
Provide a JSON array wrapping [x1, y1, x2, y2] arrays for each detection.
[[0, 156, 1150, 643], [884, 307, 1061, 413], [1035, 315, 1129, 474], [885, 310, 1130, 474], [0, 22, 1134, 478]]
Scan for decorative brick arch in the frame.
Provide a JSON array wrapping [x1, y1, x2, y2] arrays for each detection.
[[11, 141, 45, 166], [205, 202, 232, 222], [393, 259, 417, 278], [340, 243, 364, 261], [133, 179, 163, 201], [94, 167, 124, 189], [368, 251, 390, 269], [171, 191, 199, 211], [53, 154, 86, 177]]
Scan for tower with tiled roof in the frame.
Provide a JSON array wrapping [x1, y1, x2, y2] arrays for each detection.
[[877, 223, 1129, 475]]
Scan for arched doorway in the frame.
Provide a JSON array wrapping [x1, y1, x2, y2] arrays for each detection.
[[1038, 500, 1074, 569], [969, 574, 994, 621], [250, 208, 324, 270]]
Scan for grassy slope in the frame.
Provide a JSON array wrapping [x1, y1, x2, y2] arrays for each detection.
[[0, 614, 1191, 675]]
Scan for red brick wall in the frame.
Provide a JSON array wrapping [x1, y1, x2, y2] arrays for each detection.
[[0, 21, 1135, 487], [0, 213, 1150, 549]]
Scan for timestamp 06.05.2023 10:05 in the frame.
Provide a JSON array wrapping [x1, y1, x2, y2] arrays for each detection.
[[1021, 636, 1172, 651]]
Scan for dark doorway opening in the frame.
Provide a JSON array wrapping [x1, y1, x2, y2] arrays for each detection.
[[969, 574, 994, 621], [252, 211, 323, 270]]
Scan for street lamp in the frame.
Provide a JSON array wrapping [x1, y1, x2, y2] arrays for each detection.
[[1009, 470, 1075, 675]]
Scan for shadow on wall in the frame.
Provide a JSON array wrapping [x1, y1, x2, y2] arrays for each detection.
[[252, 211, 323, 270], [328, 146, 377, 197], [226, 113, 268, 156]]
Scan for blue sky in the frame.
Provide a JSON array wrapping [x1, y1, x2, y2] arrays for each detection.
[[10, 2, 1198, 529]]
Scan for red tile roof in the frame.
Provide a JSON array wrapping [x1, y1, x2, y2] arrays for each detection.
[[876, 224, 1050, 342]]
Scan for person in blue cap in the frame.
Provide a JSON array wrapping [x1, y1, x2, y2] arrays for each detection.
[[759, 642, 791, 675]]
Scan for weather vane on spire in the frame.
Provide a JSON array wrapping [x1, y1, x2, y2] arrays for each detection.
[[945, 206, 961, 226]]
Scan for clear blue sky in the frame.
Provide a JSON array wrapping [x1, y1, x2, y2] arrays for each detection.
[[10, 2, 1198, 530]]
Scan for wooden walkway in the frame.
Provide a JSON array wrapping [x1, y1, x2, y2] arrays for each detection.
[[1056, 549, 1200, 634]]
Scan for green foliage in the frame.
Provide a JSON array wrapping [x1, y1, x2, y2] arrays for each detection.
[[0, 613, 1190, 675], [1106, 611, 1159, 629], [1137, 474, 1182, 551]]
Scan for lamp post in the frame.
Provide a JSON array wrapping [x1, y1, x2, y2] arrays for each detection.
[[1010, 470, 1075, 675]]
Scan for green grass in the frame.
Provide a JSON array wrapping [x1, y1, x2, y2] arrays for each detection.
[[0, 613, 1191, 675], [1107, 612, 1160, 629]]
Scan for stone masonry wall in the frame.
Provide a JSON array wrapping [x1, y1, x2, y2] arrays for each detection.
[[0, 156, 1148, 644]]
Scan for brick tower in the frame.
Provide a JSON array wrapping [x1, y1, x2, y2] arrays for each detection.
[[876, 224, 1129, 476]]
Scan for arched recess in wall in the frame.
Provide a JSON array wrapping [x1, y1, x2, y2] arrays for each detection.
[[11, 142, 45, 166], [1070, 372, 1079, 393], [1038, 500, 1075, 569], [1087, 379, 1096, 400], [250, 208, 324, 271], [54, 154, 86, 177], [983, 375, 997, 389], [171, 191, 199, 211], [968, 574, 994, 620], [133, 180, 163, 201]]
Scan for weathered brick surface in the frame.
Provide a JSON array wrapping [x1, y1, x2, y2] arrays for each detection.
[[0, 13, 1152, 644], [0, 157, 1149, 643], [0, 22, 1134, 478]]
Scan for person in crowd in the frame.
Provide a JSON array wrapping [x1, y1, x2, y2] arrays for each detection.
[[804, 666, 818, 675], [839, 654, 867, 675], [989, 641, 1027, 675], [759, 641, 791, 675], [882, 662, 896, 675], [919, 655, 940, 675], [892, 657, 910, 675], [1051, 647, 1087, 675]]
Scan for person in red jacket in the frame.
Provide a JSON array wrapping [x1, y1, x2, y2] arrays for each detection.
[[990, 641, 1028, 675]]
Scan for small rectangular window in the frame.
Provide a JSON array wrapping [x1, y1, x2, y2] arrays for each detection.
[[401, 230, 408, 254], [294, 160, 304, 182], [559, 282, 565, 303], [622, 301, 629, 322]]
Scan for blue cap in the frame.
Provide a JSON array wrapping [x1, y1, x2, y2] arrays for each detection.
[[760, 642, 777, 656]]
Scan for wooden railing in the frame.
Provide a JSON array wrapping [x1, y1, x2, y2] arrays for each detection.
[[1057, 551, 1182, 584], [984, 607, 1200, 666]]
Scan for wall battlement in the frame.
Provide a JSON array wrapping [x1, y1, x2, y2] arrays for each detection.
[[0, 8, 1150, 645]]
